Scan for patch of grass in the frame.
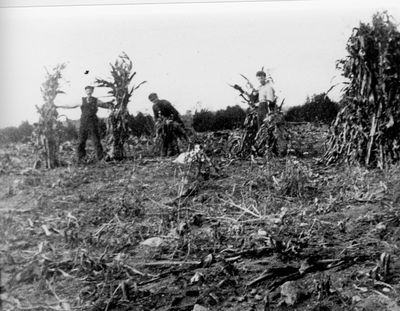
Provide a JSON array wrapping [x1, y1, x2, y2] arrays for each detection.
[[275, 158, 309, 198]]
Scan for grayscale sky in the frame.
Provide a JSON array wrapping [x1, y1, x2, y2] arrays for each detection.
[[1, 0, 399, 127]]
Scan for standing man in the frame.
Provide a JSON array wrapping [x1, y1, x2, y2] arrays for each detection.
[[252, 71, 276, 128], [55, 85, 114, 163], [148, 93, 187, 157]]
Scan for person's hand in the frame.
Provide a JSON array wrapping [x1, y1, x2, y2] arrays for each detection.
[[246, 82, 255, 90]]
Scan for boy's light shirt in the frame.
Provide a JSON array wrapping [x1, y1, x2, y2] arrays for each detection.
[[258, 82, 276, 102]]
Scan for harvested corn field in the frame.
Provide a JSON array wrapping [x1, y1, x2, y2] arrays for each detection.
[[2, 6, 400, 311], [1, 126, 400, 310]]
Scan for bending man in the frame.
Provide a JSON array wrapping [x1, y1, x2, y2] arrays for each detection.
[[148, 93, 187, 157]]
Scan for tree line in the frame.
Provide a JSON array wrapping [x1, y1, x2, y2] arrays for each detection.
[[192, 93, 339, 132], [0, 92, 339, 143], [0, 114, 155, 145], [284, 93, 339, 124]]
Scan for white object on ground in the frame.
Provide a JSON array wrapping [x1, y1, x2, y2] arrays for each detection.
[[173, 144, 201, 164]]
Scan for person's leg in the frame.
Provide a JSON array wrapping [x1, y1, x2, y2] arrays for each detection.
[[161, 138, 168, 157], [268, 100, 276, 113], [77, 120, 89, 161], [168, 122, 181, 156], [257, 102, 268, 128], [158, 121, 168, 157], [168, 137, 179, 156], [90, 119, 104, 160], [163, 122, 172, 157]]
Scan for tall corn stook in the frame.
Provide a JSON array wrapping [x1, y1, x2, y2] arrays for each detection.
[[324, 13, 400, 168], [95, 53, 146, 160], [33, 64, 66, 169]]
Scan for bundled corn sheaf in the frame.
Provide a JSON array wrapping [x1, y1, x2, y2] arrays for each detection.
[[33, 64, 67, 168], [228, 82, 258, 158], [95, 52, 146, 160], [254, 111, 288, 157], [324, 13, 400, 168], [156, 119, 187, 142], [153, 118, 187, 156], [229, 75, 288, 158]]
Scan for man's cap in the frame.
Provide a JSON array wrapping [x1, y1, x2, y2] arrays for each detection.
[[256, 70, 266, 77], [84, 85, 94, 90], [148, 93, 158, 100]]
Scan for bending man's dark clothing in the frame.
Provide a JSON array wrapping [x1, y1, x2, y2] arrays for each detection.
[[159, 121, 180, 157], [77, 96, 103, 160], [152, 99, 185, 126], [152, 98, 186, 157]]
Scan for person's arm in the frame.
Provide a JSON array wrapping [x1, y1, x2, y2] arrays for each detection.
[[167, 104, 188, 140], [55, 104, 80, 109], [172, 109, 185, 127], [152, 104, 160, 122], [246, 82, 259, 97], [272, 86, 276, 102], [266, 85, 275, 101], [162, 101, 183, 125], [97, 99, 114, 109], [243, 84, 258, 107], [264, 85, 277, 113]]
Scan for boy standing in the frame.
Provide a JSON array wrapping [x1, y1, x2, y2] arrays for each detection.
[[56, 86, 113, 162]]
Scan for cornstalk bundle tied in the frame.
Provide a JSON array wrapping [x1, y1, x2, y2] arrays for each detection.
[[229, 75, 287, 158], [95, 52, 146, 160], [33, 63, 67, 169], [254, 111, 288, 157], [324, 13, 400, 168]]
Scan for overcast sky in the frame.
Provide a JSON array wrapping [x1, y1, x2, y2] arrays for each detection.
[[1, 0, 400, 127]]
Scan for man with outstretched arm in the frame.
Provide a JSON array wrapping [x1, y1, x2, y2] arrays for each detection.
[[55, 85, 114, 163]]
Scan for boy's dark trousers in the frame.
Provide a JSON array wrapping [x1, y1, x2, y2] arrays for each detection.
[[161, 122, 179, 157], [77, 117, 103, 161], [257, 102, 268, 128]]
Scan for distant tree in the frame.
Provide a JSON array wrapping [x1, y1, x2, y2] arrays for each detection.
[[0, 126, 20, 143], [0, 121, 34, 144], [193, 105, 247, 132], [59, 119, 78, 142], [181, 110, 193, 129], [223, 105, 246, 129], [284, 106, 303, 122], [285, 93, 339, 124], [18, 121, 34, 141], [193, 109, 215, 132], [213, 110, 229, 131], [127, 112, 155, 137]]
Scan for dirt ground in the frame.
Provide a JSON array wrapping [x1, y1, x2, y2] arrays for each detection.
[[1, 130, 400, 311]]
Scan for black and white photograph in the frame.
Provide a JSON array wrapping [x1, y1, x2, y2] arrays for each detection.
[[1, 0, 400, 310]]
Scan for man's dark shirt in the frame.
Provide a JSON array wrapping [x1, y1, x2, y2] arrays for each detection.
[[152, 99, 184, 126], [81, 97, 99, 121]]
